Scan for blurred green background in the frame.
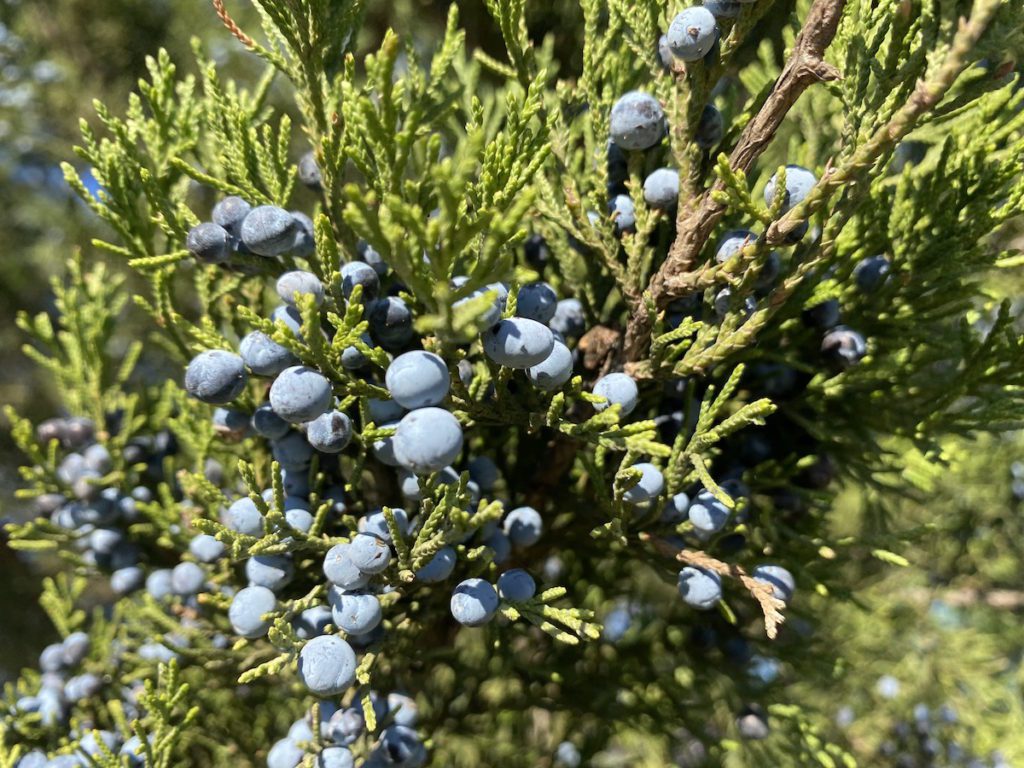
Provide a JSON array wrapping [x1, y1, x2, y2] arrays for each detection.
[[1, 0, 1022, 763]]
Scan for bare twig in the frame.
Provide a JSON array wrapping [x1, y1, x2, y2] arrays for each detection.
[[763, 0, 1004, 245], [622, 0, 848, 363]]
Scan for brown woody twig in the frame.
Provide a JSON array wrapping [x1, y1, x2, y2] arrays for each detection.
[[622, 0, 848, 364]]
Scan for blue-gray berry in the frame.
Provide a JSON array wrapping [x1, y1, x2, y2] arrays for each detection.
[[357, 240, 388, 276], [319, 746, 355, 768], [189, 533, 225, 563], [380, 725, 427, 767], [61, 631, 90, 666], [713, 287, 756, 319], [643, 168, 680, 210], [555, 742, 582, 768], [450, 578, 499, 627], [385, 351, 450, 410], [298, 635, 357, 696], [270, 366, 333, 423], [184, 350, 247, 404], [240, 331, 298, 378], [146, 569, 174, 600], [678, 565, 723, 609], [703, 0, 741, 17], [549, 298, 586, 338], [340, 260, 379, 300], [272, 430, 315, 471], [368, 297, 414, 350], [298, 150, 323, 190], [251, 403, 291, 440], [593, 372, 639, 416], [526, 342, 574, 391], [171, 561, 206, 596], [330, 591, 382, 635], [764, 165, 817, 211], [291, 212, 316, 256], [667, 8, 718, 62], [229, 585, 277, 638], [306, 410, 353, 453], [323, 543, 372, 590], [246, 554, 294, 591], [609, 194, 636, 233], [370, 420, 401, 466], [688, 489, 731, 533], [327, 707, 365, 746], [415, 546, 457, 583], [186, 222, 231, 264], [225, 496, 264, 536], [271, 304, 304, 337], [503, 506, 543, 547], [294, 604, 333, 639], [240, 205, 297, 256], [77, 729, 120, 757], [658, 34, 674, 70], [821, 326, 867, 370], [277, 270, 324, 307], [483, 317, 555, 369], [111, 566, 144, 594], [392, 407, 463, 474], [752, 564, 795, 603], [359, 508, 410, 542], [387, 692, 419, 727], [212, 196, 251, 237], [609, 92, 665, 151], [516, 283, 559, 324], [267, 738, 304, 768], [38, 643, 64, 671], [853, 254, 891, 293], [622, 462, 665, 504], [696, 104, 724, 149], [348, 532, 392, 574], [468, 456, 499, 491], [497, 569, 536, 601]]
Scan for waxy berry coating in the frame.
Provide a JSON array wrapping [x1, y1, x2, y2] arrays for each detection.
[[609, 91, 665, 151]]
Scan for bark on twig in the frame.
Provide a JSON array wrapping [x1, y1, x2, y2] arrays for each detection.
[[622, 0, 848, 363]]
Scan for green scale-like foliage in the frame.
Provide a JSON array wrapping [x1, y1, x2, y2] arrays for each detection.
[[2, 0, 1024, 765]]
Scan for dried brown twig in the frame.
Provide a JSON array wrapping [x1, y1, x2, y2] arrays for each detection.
[[641, 533, 787, 639], [212, 0, 256, 50]]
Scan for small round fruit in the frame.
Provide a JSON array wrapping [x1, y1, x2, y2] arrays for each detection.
[[677, 566, 723, 609], [450, 578, 499, 627], [385, 351, 451, 410], [186, 222, 230, 264], [306, 410, 353, 453], [229, 585, 277, 638], [269, 366, 333, 423], [483, 317, 555, 369], [593, 372, 639, 416], [297, 635, 357, 696], [667, 8, 718, 62], [240, 205, 298, 257], [497, 569, 537, 601], [184, 350, 247, 404], [392, 408, 464, 474], [609, 91, 665, 151]]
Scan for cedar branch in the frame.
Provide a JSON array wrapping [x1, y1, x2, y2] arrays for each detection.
[[623, 0, 848, 363]]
